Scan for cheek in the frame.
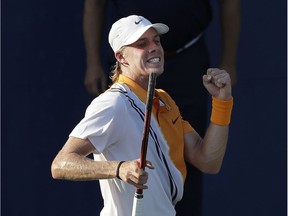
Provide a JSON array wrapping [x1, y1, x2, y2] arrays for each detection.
[[132, 53, 145, 67], [125, 49, 147, 68]]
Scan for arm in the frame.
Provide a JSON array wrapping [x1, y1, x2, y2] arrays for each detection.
[[184, 68, 232, 174], [218, 0, 241, 86], [184, 123, 229, 174], [51, 137, 153, 189], [83, 0, 108, 96], [51, 137, 118, 180]]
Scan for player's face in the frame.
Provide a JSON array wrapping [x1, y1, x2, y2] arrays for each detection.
[[122, 28, 165, 78]]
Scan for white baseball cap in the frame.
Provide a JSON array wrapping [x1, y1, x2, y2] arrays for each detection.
[[108, 15, 169, 53]]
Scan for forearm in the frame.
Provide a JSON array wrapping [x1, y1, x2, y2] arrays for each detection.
[[199, 123, 229, 173], [185, 95, 233, 174], [51, 152, 119, 181], [200, 96, 233, 172], [83, 0, 107, 66], [219, 0, 241, 66]]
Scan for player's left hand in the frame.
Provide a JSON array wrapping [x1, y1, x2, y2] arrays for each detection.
[[202, 68, 232, 100]]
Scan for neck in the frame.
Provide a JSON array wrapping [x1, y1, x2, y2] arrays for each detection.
[[122, 71, 149, 90]]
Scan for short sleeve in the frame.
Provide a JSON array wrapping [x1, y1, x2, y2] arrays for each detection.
[[69, 93, 127, 153]]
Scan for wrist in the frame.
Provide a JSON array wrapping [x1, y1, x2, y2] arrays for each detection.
[[210, 96, 233, 126], [116, 161, 125, 180]]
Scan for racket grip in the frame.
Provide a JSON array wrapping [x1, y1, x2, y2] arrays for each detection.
[[131, 192, 143, 216]]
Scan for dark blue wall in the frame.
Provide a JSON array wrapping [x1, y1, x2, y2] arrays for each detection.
[[202, 1, 287, 216], [2, 0, 102, 215], [2, 0, 287, 216]]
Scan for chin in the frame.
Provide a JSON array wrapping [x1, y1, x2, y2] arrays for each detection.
[[150, 67, 164, 75]]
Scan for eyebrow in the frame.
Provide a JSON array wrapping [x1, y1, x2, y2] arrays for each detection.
[[137, 33, 161, 42]]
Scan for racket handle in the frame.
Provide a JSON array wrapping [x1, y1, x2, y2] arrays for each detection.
[[131, 192, 143, 216]]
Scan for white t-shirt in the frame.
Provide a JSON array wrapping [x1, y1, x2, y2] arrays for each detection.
[[70, 83, 183, 216]]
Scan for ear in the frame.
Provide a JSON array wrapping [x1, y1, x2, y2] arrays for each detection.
[[115, 51, 128, 66]]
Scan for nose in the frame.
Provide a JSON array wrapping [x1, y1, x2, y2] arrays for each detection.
[[148, 44, 156, 53], [148, 41, 161, 53], [148, 49, 156, 54]]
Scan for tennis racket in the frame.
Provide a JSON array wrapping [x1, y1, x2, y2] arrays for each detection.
[[131, 72, 157, 216]]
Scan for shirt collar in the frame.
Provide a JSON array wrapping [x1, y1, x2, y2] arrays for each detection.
[[117, 74, 148, 103], [117, 74, 167, 115]]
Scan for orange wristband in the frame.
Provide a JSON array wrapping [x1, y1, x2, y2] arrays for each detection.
[[210, 96, 233, 126]]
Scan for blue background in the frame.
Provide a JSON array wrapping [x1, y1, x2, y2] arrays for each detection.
[[2, 0, 287, 215]]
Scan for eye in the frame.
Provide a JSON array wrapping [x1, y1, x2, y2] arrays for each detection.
[[137, 41, 147, 47], [154, 36, 161, 45], [154, 39, 161, 45]]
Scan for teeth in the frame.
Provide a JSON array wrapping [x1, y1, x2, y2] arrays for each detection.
[[148, 58, 160, 63]]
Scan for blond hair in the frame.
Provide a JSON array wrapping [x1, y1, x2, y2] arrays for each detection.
[[110, 61, 122, 84], [109, 47, 125, 84]]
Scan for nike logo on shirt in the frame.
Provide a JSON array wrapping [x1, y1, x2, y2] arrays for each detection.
[[172, 116, 180, 124]]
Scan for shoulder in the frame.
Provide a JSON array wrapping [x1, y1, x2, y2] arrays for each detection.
[[85, 84, 129, 116], [156, 88, 177, 106]]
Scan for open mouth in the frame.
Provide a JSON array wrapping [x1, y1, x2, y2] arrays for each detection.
[[147, 57, 160, 63]]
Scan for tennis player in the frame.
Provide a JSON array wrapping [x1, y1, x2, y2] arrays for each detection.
[[51, 15, 233, 216]]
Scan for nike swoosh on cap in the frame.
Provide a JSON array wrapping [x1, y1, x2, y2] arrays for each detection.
[[135, 18, 143, 25]]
